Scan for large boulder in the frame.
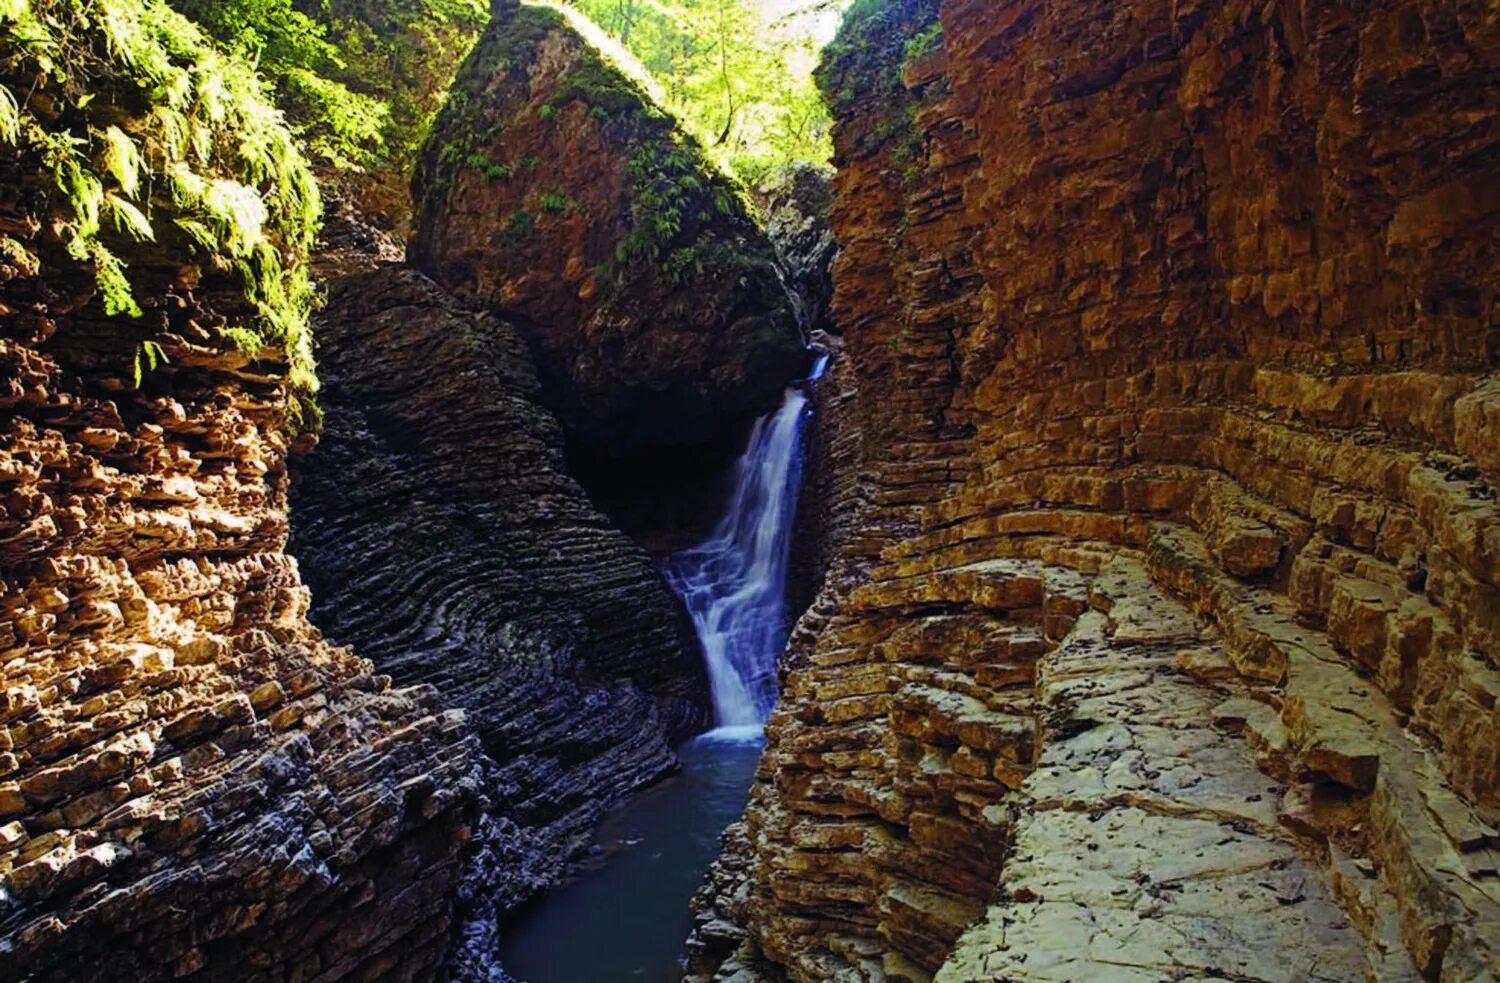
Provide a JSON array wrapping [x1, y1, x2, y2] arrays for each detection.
[[411, 0, 806, 458]]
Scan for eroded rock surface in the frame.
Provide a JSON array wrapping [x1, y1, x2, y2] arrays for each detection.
[[0, 331, 485, 982], [0, 6, 486, 977], [692, 0, 1499, 980], [757, 165, 838, 339], [411, 0, 805, 459], [288, 267, 709, 919]]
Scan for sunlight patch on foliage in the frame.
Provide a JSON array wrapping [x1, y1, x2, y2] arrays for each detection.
[[562, 0, 849, 184], [0, 0, 320, 397]]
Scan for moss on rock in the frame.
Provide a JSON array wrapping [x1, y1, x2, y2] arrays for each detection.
[[0, 0, 320, 409], [411, 0, 805, 458]]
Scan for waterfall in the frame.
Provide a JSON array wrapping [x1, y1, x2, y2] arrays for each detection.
[[663, 356, 826, 737]]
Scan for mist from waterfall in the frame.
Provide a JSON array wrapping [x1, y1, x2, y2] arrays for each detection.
[[663, 357, 825, 735]]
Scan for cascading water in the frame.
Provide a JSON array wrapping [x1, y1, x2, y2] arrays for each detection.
[[662, 358, 824, 733], [496, 357, 825, 981]]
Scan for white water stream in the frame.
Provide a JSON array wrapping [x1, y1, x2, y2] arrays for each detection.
[[663, 355, 826, 736]]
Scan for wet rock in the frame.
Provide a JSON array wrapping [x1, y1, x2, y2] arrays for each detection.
[[756, 164, 838, 336]]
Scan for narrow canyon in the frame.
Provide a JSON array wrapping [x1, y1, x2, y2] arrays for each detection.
[[0, 0, 1496, 981]]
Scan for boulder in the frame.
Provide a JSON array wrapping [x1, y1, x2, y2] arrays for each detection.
[[411, 0, 806, 458]]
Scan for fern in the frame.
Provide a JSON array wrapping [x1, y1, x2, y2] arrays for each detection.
[[100, 125, 143, 198], [131, 339, 169, 388], [0, 0, 322, 401], [93, 246, 142, 318], [0, 84, 18, 144], [105, 194, 154, 241]]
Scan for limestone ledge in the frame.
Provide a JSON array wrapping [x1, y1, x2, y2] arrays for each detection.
[[691, 0, 1498, 978]]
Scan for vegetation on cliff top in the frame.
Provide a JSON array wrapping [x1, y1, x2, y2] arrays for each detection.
[[816, 0, 938, 110], [0, 0, 319, 393], [166, 0, 485, 222], [418, 0, 780, 312], [562, 0, 843, 185]]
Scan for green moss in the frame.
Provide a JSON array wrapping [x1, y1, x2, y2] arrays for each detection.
[[817, 0, 940, 189], [0, 0, 320, 402], [418, 0, 777, 326], [816, 0, 940, 115], [497, 209, 536, 244], [417, 1, 665, 219], [902, 22, 944, 70]]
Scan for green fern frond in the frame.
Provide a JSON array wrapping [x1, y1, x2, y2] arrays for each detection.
[[100, 125, 143, 197], [0, 85, 18, 144], [130, 339, 168, 388], [105, 193, 154, 241]]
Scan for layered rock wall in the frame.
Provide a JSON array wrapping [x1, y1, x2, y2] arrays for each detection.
[[0, 242, 484, 983], [288, 267, 709, 915], [0, 6, 483, 977], [702, 0, 1500, 979]]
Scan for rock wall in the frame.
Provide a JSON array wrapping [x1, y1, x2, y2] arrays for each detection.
[[0, 207, 485, 983], [0, 5, 484, 978], [699, 0, 1500, 980], [411, 0, 806, 460], [288, 266, 709, 919]]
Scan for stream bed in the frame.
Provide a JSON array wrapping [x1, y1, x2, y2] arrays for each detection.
[[495, 731, 763, 982], [497, 356, 824, 982]]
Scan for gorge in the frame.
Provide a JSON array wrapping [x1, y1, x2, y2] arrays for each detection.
[[1, 0, 1497, 981]]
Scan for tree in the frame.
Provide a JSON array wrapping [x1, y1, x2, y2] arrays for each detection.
[[564, 0, 841, 185]]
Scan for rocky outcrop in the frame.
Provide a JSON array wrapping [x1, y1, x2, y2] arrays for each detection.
[[0, 5, 483, 977], [0, 325, 485, 982], [410, 0, 806, 459], [757, 165, 839, 338], [288, 266, 709, 922], [696, 0, 1500, 980]]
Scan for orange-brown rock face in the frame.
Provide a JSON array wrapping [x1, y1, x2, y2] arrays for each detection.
[[411, 0, 806, 459], [0, 18, 483, 973], [692, 0, 1500, 980], [0, 321, 484, 981]]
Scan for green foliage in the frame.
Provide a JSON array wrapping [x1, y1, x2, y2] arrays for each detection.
[[816, 0, 937, 113], [562, 0, 846, 183], [902, 21, 942, 68], [0, 0, 320, 394], [167, 0, 485, 181], [498, 209, 536, 244], [539, 189, 570, 213], [132, 340, 170, 388]]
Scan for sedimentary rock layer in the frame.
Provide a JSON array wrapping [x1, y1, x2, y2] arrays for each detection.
[[0, 267, 484, 983], [0, 5, 486, 976], [696, 0, 1499, 979], [289, 267, 709, 914], [411, 0, 805, 458]]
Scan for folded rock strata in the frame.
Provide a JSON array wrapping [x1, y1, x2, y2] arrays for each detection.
[[288, 266, 709, 922], [0, 212, 486, 983], [0, 7, 484, 977], [690, 0, 1500, 979]]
